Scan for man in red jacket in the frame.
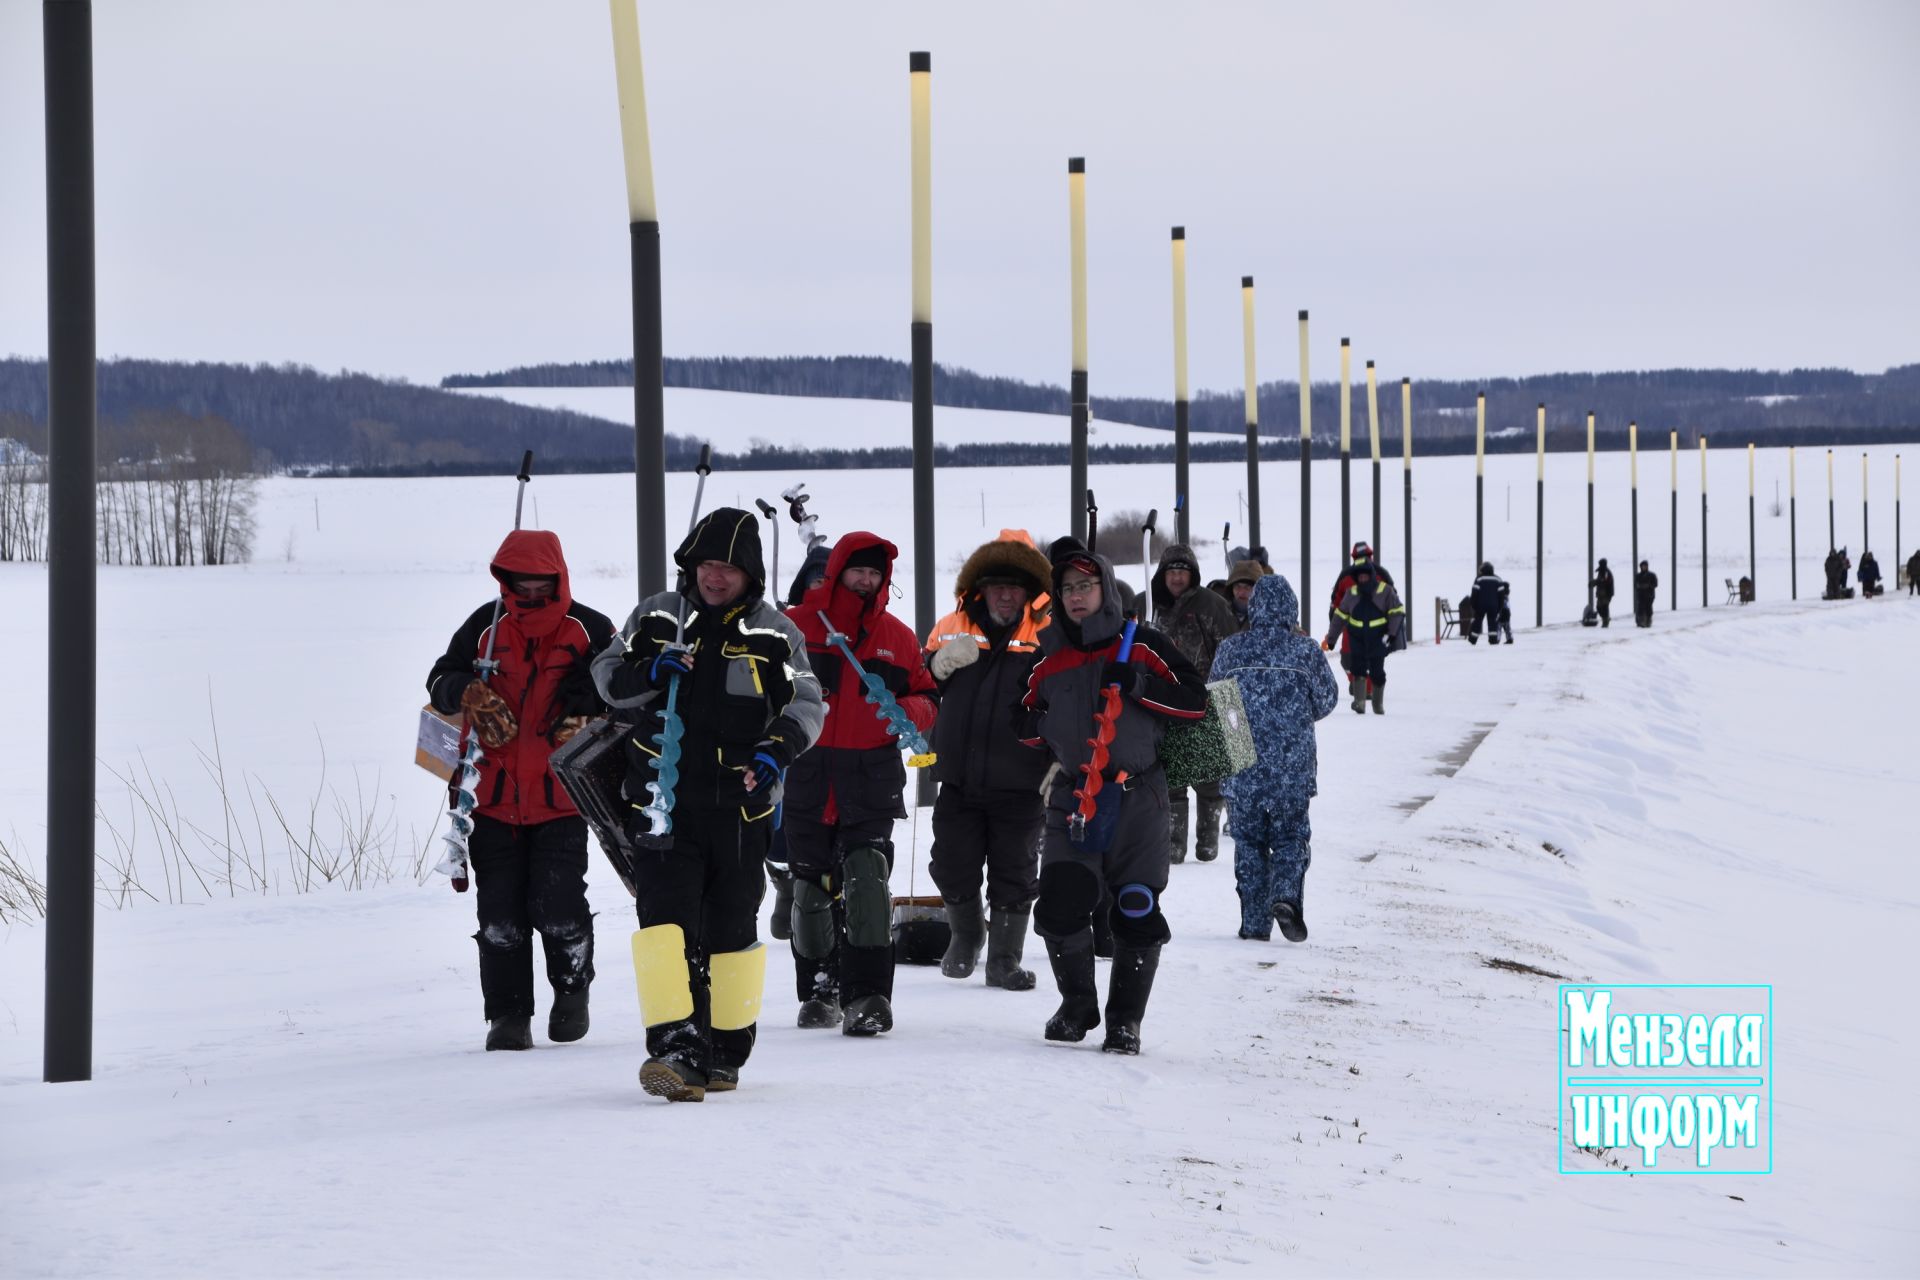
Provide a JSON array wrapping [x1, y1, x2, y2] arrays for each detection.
[[784, 533, 939, 1036], [426, 531, 614, 1051]]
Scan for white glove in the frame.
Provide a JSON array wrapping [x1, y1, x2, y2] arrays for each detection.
[[929, 635, 981, 681]]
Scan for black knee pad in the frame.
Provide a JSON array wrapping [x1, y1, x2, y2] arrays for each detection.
[[841, 842, 892, 950], [1033, 862, 1101, 938], [1110, 882, 1172, 948]]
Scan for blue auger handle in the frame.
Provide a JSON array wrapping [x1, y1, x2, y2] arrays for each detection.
[[816, 611, 934, 760]]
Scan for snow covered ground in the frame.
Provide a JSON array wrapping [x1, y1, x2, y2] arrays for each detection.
[[2, 441, 1916, 1276], [450, 383, 1234, 450]]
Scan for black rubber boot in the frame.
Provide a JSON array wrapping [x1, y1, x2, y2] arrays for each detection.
[[1273, 894, 1309, 943], [1043, 929, 1102, 1042], [768, 868, 794, 942], [1349, 674, 1366, 712], [983, 904, 1036, 991], [1194, 795, 1224, 862], [841, 993, 894, 1037], [1168, 792, 1190, 864], [940, 894, 986, 979], [1369, 682, 1385, 716], [547, 986, 590, 1043], [796, 993, 841, 1029], [1091, 888, 1115, 960], [1101, 943, 1162, 1055], [485, 1014, 533, 1051]]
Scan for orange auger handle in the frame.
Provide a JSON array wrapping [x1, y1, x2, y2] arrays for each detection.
[[1069, 616, 1137, 840]]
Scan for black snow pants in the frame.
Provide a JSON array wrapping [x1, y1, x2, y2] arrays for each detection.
[[784, 812, 896, 1005], [928, 784, 1042, 911], [629, 803, 771, 1074], [469, 813, 595, 1022]]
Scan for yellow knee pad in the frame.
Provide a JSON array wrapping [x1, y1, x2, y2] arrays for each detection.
[[631, 925, 694, 1027], [708, 943, 767, 1032]]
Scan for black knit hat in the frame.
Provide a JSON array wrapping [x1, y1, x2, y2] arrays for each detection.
[[674, 507, 766, 590], [842, 543, 890, 575]]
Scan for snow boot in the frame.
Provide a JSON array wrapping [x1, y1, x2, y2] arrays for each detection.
[[547, 986, 590, 1043], [983, 904, 1037, 991], [841, 993, 894, 1037], [1349, 674, 1366, 712], [705, 1065, 739, 1093], [1167, 791, 1190, 864], [485, 1014, 533, 1051], [1101, 943, 1162, 1055], [767, 867, 794, 941], [1273, 898, 1309, 943], [639, 1055, 706, 1102], [1369, 682, 1385, 716], [1042, 930, 1102, 1042], [796, 993, 841, 1029], [940, 894, 986, 979], [1194, 795, 1223, 862]]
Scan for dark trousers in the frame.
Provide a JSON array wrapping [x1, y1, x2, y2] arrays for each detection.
[[1035, 770, 1172, 948], [928, 784, 1042, 910], [470, 813, 595, 1021], [785, 811, 896, 1004], [630, 805, 771, 1072], [1634, 590, 1655, 626], [1596, 596, 1611, 626]]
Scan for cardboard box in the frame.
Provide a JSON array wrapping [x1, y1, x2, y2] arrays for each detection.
[[415, 705, 466, 781]]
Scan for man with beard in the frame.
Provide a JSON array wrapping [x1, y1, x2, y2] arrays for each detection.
[[923, 531, 1053, 990], [427, 531, 614, 1051], [1020, 539, 1207, 1055], [591, 509, 823, 1101], [785, 533, 940, 1036]]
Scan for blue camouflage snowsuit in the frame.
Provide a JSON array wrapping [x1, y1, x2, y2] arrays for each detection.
[[1207, 575, 1340, 938]]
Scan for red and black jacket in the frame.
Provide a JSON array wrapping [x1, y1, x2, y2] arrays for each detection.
[[785, 532, 939, 826], [427, 530, 614, 826]]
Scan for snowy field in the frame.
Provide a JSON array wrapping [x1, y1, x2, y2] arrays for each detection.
[[2, 438, 1917, 1276], [450, 383, 1234, 450]]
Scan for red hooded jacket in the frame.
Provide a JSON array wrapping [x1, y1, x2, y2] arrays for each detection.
[[784, 532, 938, 826], [426, 530, 615, 825]]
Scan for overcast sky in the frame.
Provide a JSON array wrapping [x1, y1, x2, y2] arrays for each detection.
[[2, 1, 1916, 398]]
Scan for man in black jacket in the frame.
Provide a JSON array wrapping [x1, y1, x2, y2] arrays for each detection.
[[923, 532, 1054, 991], [1591, 558, 1616, 627], [1633, 560, 1660, 626], [591, 509, 824, 1101]]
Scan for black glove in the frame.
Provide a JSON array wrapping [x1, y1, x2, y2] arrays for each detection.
[[744, 735, 794, 793], [1099, 660, 1140, 698]]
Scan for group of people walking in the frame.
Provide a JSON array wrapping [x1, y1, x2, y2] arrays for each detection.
[[424, 510, 1362, 1101]]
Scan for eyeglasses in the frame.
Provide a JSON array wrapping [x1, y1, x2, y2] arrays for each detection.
[[1058, 578, 1100, 598]]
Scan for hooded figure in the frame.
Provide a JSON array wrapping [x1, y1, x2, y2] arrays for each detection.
[[1321, 541, 1396, 671], [427, 530, 616, 1052], [1591, 558, 1616, 627], [1633, 559, 1659, 626], [590, 507, 825, 1101], [1859, 550, 1883, 597], [1150, 543, 1240, 864], [1470, 562, 1513, 644], [783, 532, 941, 1037], [1208, 574, 1339, 942], [1223, 558, 1267, 625], [1020, 539, 1207, 1055], [1331, 557, 1406, 714], [922, 530, 1054, 990]]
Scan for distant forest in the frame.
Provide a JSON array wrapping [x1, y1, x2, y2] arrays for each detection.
[[447, 355, 1920, 446], [2, 355, 1915, 479]]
